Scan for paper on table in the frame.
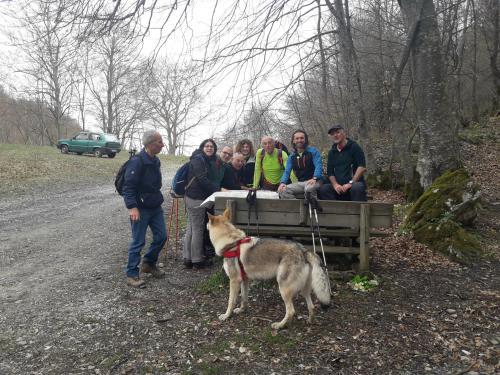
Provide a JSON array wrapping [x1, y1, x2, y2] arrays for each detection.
[[200, 190, 279, 208]]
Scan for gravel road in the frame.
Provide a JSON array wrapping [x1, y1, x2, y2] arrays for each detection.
[[0, 171, 207, 374]]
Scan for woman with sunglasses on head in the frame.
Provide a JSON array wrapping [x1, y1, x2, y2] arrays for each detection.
[[183, 139, 225, 269]]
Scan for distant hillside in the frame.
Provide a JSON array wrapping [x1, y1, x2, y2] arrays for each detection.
[[0, 87, 80, 146]]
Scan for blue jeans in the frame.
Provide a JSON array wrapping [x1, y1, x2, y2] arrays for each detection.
[[126, 206, 168, 277], [318, 181, 367, 202]]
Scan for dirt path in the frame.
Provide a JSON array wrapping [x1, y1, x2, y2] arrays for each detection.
[[1, 177, 499, 374]]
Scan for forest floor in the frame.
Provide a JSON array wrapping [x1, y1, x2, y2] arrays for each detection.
[[0, 120, 498, 375]]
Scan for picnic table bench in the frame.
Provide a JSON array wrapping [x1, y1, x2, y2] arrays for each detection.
[[213, 196, 394, 271]]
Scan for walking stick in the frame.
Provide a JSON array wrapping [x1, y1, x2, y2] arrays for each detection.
[[305, 192, 331, 294], [162, 189, 176, 261], [174, 196, 180, 259]]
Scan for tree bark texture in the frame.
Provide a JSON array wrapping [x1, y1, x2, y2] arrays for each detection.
[[399, 0, 460, 188]]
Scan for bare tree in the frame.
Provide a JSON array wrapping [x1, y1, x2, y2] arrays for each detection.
[[324, 0, 374, 169], [479, 0, 499, 114], [87, 27, 148, 143], [10, 0, 77, 143], [145, 60, 208, 155]]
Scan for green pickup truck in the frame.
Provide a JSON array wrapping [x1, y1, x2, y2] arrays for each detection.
[[57, 132, 122, 158]]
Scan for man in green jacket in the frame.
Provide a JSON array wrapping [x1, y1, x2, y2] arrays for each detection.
[[253, 136, 288, 191]]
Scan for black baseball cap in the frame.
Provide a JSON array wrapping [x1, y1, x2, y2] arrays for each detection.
[[328, 124, 344, 134]]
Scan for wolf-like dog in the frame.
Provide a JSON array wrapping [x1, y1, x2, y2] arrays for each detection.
[[207, 208, 331, 330]]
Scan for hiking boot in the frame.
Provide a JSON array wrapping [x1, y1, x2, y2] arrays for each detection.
[[127, 276, 146, 288], [204, 244, 216, 258], [192, 259, 213, 270], [192, 261, 206, 270], [140, 263, 165, 278]]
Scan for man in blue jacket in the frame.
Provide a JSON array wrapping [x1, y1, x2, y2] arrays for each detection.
[[319, 124, 367, 201], [278, 130, 323, 199], [123, 130, 167, 287]]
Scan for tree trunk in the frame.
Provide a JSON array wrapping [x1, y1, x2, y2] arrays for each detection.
[[399, 0, 460, 188], [325, 0, 374, 171], [486, 0, 499, 113]]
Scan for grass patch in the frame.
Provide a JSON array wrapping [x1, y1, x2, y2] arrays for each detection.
[[0, 143, 186, 196], [196, 268, 228, 294], [262, 329, 298, 348]]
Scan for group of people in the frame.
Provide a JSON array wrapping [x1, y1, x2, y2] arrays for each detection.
[[121, 125, 368, 287]]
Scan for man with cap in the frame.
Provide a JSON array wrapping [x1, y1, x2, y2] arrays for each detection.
[[319, 124, 367, 201]]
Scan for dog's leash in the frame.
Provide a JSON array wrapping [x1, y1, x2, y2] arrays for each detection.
[[245, 189, 265, 299], [246, 189, 260, 237]]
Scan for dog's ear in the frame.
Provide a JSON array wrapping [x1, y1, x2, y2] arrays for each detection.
[[223, 208, 231, 220], [207, 212, 215, 221]]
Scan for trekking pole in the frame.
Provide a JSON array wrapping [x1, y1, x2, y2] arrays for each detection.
[[305, 193, 317, 254], [309, 195, 331, 294], [311, 200, 327, 267], [174, 197, 180, 259], [163, 188, 176, 261]]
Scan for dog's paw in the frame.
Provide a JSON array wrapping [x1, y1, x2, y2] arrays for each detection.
[[218, 313, 230, 321], [233, 307, 245, 315], [271, 322, 284, 330]]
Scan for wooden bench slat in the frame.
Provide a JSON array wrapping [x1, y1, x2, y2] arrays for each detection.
[[214, 197, 393, 216], [215, 209, 392, 228], [303, 245, 361, 254], [228, 225, 389, 238]]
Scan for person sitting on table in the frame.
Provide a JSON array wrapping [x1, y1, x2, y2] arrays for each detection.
[[235, 139, 256, 188], [219, 146, 234, 164], [318, 124, 367, 202], [221, 152, 247, 190], [253, 136, 289, 191], [277, 130, 323, 200]]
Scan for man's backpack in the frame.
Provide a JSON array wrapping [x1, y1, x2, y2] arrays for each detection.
[[115, 154, 144, 196], [274, 140, 289, 156], [171, 162, 196, 197]]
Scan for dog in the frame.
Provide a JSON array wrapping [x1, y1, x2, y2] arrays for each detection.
[[207, 208, 331, 330]]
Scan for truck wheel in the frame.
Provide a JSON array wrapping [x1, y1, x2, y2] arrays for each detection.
[[108, 152, 116, 159], [61, 145, 69, 154], [94, 148, 103, 158]]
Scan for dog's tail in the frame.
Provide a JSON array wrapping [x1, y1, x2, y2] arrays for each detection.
[[305, 252, 331, 309]]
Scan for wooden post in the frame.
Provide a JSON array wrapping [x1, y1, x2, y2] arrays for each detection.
[[225, 199, 236, 224], [299, 199, 307, 225], [359, 204, 370, 271]]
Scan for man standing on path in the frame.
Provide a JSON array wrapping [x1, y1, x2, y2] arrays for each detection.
[[277, 130, 323, 199], [319, 124, 367, 201], [122, 130, 167, 287]]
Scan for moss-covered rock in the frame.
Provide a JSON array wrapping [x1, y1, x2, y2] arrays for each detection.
[[404, 168, 482, 263]]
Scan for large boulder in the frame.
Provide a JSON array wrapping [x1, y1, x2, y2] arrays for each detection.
[[404, 168, 482, 262]]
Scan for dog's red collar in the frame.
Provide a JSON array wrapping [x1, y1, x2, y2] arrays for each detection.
[[223, 237, 252, 280]]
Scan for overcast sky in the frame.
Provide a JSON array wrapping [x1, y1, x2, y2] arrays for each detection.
[[0, 0, 319, 152]]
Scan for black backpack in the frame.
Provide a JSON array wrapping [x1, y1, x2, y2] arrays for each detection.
[[115, 154, 144, 196]]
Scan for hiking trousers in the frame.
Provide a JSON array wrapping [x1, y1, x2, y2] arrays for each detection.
[[183, 196, 206, 263]]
